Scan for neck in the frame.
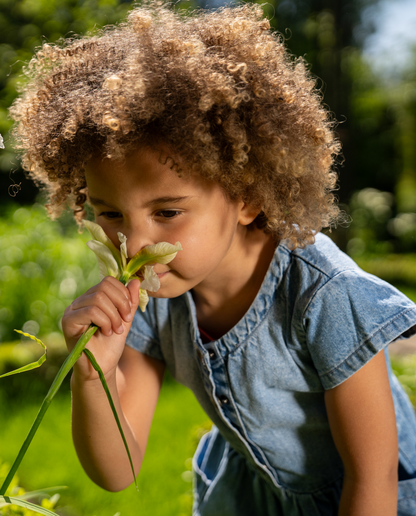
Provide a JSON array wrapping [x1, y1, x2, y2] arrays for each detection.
[[192, 227, 277, 340]]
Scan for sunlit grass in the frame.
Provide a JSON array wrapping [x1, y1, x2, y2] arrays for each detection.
[[391, 354, 416, 408], [0, 377, 209, 516]]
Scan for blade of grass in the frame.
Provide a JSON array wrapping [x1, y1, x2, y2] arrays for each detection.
[[0, 487, 66, 508], [0, 496, 59, 515], [0, 331, 47, 379], [0, 325, 98, 496], [83, 348, 138, 491], [0, 486, 67, 506]]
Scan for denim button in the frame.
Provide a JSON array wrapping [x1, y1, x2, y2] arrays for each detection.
[[209, 350, 217, 360], [218, 395, 229, 405]]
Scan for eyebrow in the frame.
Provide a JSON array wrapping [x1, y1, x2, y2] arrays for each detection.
[[88, 196, 192, 210], [143, 196, 192, 207], [88, 197, 120, 210]]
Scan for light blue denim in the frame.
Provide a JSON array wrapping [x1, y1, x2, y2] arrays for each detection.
[[126, 233, 416, 515]]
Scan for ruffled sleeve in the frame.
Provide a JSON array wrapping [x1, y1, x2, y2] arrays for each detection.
[[125, 297, 165, 361]]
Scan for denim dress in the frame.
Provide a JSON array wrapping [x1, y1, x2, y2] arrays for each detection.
[[126, 233, 416, 515]]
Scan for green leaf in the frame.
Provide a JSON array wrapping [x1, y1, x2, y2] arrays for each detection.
[[0, 331, 47, 379], [83, 348, 138, 491], [0, 496, 59, 515]]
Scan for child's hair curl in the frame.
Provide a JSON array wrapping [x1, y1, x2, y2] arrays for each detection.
[[10, 1, 341, 247]]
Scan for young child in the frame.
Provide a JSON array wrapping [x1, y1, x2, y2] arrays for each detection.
[[9, 3, 416, 514]]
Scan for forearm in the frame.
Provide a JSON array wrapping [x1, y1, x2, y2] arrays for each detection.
[[339, 475, 398, 516], [71, 369, 142, 492]]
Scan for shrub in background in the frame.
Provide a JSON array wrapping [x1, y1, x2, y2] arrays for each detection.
[[346, 187, 416, 257], [0, 203, 99, 344]]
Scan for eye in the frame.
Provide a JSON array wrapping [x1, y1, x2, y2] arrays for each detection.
[[99, 211, 122, 219], [156, 210, 181, 219]]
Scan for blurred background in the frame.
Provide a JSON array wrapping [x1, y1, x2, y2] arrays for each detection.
[[1, 0, 416, 514]]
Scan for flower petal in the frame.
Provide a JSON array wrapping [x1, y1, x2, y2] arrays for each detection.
[[140, 265, 160, 292], [118, 232, 128, 268], [84, 220, 122, 269], [138, 289, 149, 312], [86, 240, 120, 279], [126, 242, 182, 275]]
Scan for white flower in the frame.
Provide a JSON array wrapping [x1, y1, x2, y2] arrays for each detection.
[[140, 265, 160, 292], [84, 220, 182, 311], [0, 134, 4, 149]]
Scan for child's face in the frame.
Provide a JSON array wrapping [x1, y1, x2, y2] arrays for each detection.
[[85, 147, 257, 299]]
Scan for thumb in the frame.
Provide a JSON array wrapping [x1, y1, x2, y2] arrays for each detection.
[[127, 279, 142, 312]]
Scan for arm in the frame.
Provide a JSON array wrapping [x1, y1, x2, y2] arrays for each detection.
[[325, 351, 398, 516], [63, 276, 165, 491], [71, 347, 165, 491]]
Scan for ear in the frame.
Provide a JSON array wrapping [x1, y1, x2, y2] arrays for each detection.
[[238, 202, 261, 226]]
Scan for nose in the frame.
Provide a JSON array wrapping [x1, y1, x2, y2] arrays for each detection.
[[122, 224, 153, 258]]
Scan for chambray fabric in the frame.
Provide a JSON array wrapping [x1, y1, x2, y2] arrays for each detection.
[[126, 233, 416, 515]]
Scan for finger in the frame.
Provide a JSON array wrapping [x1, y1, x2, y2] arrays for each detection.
[[99, 277, 133, 323], [65, 304, 116, 337], [70, 290, 126, 335], [101, 276, 131, 321], [127, 279, 141, 311], [73, 279, 132, 325]]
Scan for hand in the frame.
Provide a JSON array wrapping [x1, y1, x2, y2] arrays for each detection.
[[62, 276, 141, 382]]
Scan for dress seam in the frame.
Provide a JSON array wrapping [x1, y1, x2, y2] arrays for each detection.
[[280, 243, 357, 280]]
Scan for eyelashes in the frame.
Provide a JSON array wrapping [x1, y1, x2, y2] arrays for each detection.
[[98, 210, 182, 220], [99, 211, 122, 219], [156, 210, 181, 218]]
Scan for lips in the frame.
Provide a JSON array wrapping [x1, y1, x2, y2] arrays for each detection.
[[155, 270, 170, 278]]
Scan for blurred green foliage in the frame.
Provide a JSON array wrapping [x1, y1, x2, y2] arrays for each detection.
[[0, 381, 209, 516], [391, 354, 416, 409], [0, 0, 135, 201], [0, 458, 61, 515], [344, 186, 416, 257], [0, 203, 98, 344]]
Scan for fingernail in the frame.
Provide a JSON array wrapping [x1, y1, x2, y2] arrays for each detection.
[[116, 325, 124, 334], [125, 313, 133, 321]]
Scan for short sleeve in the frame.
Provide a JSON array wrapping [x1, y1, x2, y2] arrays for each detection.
[[125, 297, 165, 362], [303, 269, 416, 389]]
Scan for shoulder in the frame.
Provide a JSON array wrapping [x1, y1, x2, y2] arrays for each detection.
[[272, 232, 370, 316], [280, 232, 358, 281]]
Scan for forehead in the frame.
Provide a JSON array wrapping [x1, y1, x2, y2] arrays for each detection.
[[84, 146, 226, 203], [87, 147, 185, 187]]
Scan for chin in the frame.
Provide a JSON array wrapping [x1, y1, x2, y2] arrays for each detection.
[[148, 288, 184, 300]]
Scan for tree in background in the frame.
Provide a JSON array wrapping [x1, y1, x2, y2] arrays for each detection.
[[0, 0, 414, 214], [0, 0, 134, 202]]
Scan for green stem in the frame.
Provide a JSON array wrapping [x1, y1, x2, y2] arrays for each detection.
[[0, 325, 98, 496]]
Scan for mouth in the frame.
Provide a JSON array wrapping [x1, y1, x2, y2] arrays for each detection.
[[155, 270, 170, 279]]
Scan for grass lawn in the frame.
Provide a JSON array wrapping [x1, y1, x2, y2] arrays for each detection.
[[0, 377, 209, 516]]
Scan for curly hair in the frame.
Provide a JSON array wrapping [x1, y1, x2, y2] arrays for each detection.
[[9, 1, 341, 247]]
